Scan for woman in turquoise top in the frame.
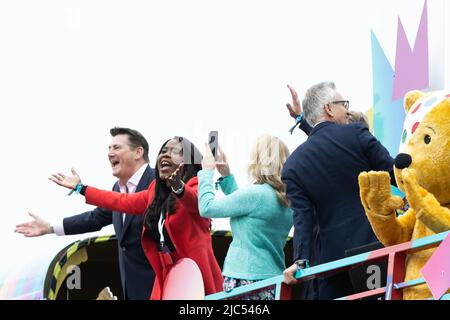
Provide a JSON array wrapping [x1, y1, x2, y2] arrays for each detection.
[[198, 134, 293, 299]]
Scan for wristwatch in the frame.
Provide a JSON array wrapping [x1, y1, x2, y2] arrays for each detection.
[[294, 259, 309, 270]]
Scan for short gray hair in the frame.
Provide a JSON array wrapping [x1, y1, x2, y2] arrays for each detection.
[[302, 81, 337, 125]]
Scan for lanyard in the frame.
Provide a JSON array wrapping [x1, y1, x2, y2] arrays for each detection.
[[158, 211, 166, 247], [158, 211, 174, 269]]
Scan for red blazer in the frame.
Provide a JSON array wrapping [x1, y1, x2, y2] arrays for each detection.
[[84, 176, 223, 299]]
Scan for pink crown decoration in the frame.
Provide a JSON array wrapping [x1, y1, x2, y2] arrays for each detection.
[[392, 0, 429, 101]]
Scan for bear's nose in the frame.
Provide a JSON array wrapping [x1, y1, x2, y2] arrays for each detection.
[[394, 153, 412, 169]]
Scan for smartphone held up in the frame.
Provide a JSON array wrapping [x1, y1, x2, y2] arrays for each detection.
[[208, 131, 218, 160]]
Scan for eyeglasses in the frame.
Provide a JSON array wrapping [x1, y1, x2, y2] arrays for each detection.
[[331, 100, 350, 110]]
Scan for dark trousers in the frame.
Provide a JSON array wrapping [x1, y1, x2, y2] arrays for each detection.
[[317, 271, 355, 300]]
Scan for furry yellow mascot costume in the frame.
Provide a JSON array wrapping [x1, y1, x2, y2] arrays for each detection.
[[359, 90, 450, 299]]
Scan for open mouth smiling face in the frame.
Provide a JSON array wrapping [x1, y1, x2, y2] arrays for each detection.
[[108, 134, 137, 179], [157, 139, 184, 180], [111, 159, 120, 170]]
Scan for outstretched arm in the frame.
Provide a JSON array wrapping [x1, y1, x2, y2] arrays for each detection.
[[62, 206, 113, 235], [49, 168, 81, 190], [49, 167, 150, 215], [15, 207, 114, 237], [15, 212, 53, 237], [84, 186, 150, 215]]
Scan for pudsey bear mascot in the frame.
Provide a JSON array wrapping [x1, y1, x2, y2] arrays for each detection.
[[359, 90, 450, 299]]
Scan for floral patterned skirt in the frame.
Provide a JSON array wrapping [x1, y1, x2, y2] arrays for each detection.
[[223, 276, 275, 300]]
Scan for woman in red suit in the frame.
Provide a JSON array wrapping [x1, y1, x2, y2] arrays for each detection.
[[50, 136, 223, 299]]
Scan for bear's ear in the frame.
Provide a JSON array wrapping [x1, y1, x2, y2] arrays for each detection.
[[404, 90, 425, 113]]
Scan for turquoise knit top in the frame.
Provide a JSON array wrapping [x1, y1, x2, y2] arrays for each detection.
[[198, 169, 293, 280]]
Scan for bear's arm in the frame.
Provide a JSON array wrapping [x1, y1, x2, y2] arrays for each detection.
[[416, 197, 450, 234], [366, 208, 416, 247]]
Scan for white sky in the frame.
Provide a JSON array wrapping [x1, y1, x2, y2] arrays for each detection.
[[0, 0, 447, 276]]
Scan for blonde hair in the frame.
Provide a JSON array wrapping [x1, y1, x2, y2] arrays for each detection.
[[348, 111, 369, 128], [247, 134, 290, 207]]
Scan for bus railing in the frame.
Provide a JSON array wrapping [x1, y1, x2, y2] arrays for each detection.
[[205, 231, 450, 300]]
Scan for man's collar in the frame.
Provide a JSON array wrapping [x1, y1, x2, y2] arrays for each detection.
[[119, 163, 148, 188], [309, 121, 333, 136], [313, 120, 328, 127]]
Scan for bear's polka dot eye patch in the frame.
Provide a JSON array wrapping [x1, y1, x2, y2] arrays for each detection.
[[399, 91, 450, 151]]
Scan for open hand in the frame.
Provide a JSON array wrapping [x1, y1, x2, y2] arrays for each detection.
[[215, 146, 230, 177], [167, 163, 184, 190], [359, 171, 403, 216], [202, 143, 216, 171], [15, 212, 52, 237], [49, 168, 81, 190], [402, 168, 429, 213], [286, 84, 302, 119]]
